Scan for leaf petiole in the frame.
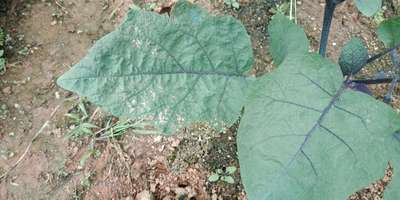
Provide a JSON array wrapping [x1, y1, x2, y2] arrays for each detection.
[[383, 50, 400, 104], [351, 78, 393, 84], [367, 43, 400, 64]]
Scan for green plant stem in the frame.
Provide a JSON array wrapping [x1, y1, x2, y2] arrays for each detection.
[[383, 50, 399, 104], [367, 43, 400, 64], [319, 0, 345, 56], [352, 50, 400, 86]]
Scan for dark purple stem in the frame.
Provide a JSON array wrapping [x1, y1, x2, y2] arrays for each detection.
[[367, 43, 400, 64], [351, 78, 393, 84], [319, 0, 346, 56], [383, 50, 400, 104]]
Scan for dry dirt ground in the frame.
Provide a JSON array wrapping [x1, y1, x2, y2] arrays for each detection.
[[0, 0, 399, 200]]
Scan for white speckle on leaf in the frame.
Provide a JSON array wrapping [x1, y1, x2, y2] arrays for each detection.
[[158, 108, 171, 124], [149, 90, 156, 101], [177, 115, 185, 123], [150, 48, 158, 56], [132, 39, 142, 48]]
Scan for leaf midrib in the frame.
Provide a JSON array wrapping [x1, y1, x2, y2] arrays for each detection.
[[60, 70, 248, 81], [285, 81, 347, 176]]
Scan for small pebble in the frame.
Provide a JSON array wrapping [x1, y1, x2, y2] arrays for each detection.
[[10, 181, 19, 186], [8, 152, 14, 158], [150, 183, 156, 192], [2, 86, 12, 95], [136, 190, 153, 200], [55, 91, 60, 99], [171, 139, 180, 147], [153, 136, 162, 143]]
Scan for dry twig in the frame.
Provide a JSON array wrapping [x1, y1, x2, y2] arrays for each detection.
[[0, 105, 60, 181]]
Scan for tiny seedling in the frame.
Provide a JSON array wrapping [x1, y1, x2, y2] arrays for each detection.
[[65, 100, 99, 169], [80, 171, 95, 189], [65, 100, 98, 139], [208, 166, 237, 184], [66, 99, 144, 169], [78, 140, 94, 169], [0, 50, 5, 75], [57, 0, 400, 199], [96, 118, 139, 140], [224, 0, 240, 9], [269, 2, 289, 16], [0, 28, 5, 74], [144, 2, 157, 11], [17, 47, 29, 56], [373, 6, 386, 24], [0, 28, 4, 45]]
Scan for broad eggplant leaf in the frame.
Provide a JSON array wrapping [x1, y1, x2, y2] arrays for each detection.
[[268, 14, 309, 66], [377, 16, 400, 48], [354, 0, 382, 16], [238, 52, 400, 200], [339, 37, 368, 75], [57, 0, 254, 133]]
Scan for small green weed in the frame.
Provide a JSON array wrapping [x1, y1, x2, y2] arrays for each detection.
[[373, 6, 386, 24], [71, 171, 95, 200], [65, 100, 98, 139], [65, 99, 144, 169], [96, 118, 139, 140], [269, 0, 297, 23], [269, 2, 289, 16], [0, 28, 4, 45], [224, 0, 240, 9], [0, 28, 5, 74], [144, 2, 157, 11], [0, 50, 5, 75], [208, 166, 237, 184], [17, 47, 29, 56], [80, 171, 95, 188]]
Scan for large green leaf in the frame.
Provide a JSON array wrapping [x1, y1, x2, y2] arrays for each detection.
[[268, 14, 309, 66], [339, 37, 368, 75], [238, 52, 400, 200], [377, 16, 400, 48], [354, 0, 382, 16], [57, 0, 254, 133]]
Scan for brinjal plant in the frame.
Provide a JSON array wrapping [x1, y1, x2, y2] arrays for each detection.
[[57, 0, 400, 199]]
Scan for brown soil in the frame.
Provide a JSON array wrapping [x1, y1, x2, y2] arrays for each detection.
[[0, 0, 398, 200]]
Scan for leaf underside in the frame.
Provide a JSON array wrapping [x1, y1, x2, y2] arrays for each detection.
[[377, 17, 400, 48], [354, 0, 382, 16], [238, 52, 400, 200], [57, 1, 254, 133]]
